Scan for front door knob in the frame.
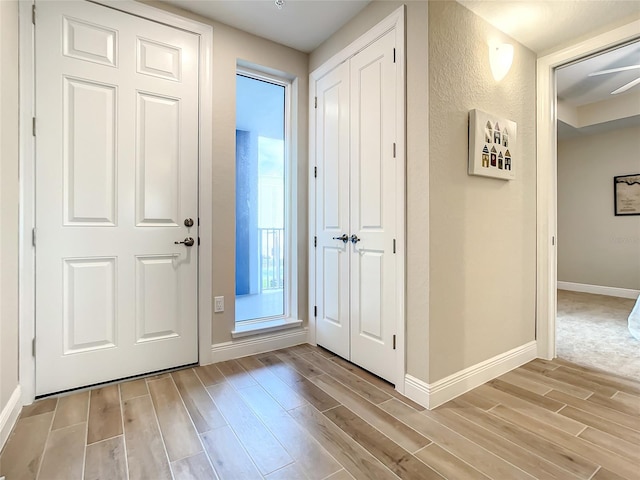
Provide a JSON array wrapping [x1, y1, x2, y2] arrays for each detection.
[[175, 237, 195, 247]]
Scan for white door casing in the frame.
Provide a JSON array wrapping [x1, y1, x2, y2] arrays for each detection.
[[315, 62, 350, 360], [313, 29, 399, 384], [535, 19, 640, 360], [35, 0, 200, 395]]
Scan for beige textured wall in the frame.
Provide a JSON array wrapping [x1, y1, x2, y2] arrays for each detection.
[[428, 1, 537, 381], [143, 2, 309, 344], [310, 1, 432, 380], [0, 0, 20, 411], [558, 126, 640, 290]]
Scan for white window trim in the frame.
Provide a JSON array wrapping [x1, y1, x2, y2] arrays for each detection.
[[232, 318, 303, 339], [233, 65, 299, 336]]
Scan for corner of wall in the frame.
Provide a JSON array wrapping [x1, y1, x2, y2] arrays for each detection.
[[404, 340, 536, 409]]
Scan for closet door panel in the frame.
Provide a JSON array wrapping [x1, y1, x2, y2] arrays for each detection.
[[315, 63, 351, 360], [350, 30, 397, 383]]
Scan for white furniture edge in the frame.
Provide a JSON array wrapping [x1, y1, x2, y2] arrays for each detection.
[[404, 341, 537, 410], [557, 281, 640, 300], [536, 18, 640, 360], [308, 5, 407, 393], [19, 0, 214, 403], [211, 328, 308, 363], [0, 385, 22, 452]]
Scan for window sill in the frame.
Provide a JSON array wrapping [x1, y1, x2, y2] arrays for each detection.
[[231, 318, 303, 339]]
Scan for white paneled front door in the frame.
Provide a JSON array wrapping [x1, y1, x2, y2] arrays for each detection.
[[35, 1, 199, 395], [314, 30, 398, 384]]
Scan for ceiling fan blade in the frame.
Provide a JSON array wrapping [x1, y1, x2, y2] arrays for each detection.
[[588, 65, 640, 76], [611, 76, 640, 95]]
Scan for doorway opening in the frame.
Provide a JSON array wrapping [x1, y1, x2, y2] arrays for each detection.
[[535, 20, 639, 370], [554, 40, 640, 380]]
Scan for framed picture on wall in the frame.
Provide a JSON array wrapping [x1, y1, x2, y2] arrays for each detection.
[[468, 109, 517, 180], [614, 174, 640, 216]]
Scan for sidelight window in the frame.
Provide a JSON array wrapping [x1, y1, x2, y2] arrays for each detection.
[[235, 70, 291, 325]]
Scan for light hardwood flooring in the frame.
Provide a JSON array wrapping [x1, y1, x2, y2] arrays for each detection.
[[1, 344, 639, 479]]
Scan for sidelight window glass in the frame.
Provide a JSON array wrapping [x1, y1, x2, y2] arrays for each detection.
[[235, 72, 288, 323]]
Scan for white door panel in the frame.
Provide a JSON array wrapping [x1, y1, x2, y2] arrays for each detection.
[[36, 1, 199, 395], [315, 62, 350, 360], [64, 77, 117, 225], [135, 254, 182, 343], [136, 92, 181, 226], [314, 30, 397, 383], [63, 257, 117, 354], [350, 30, 397, 383]]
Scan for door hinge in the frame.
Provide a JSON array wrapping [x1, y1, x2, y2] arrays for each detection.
[[32, 338, 36, 356], [32, 117, 36, 136], [392, 334, 396, 350], [198, 237, 201, 246], [552, 236, 555, 246], [314, 306, 317, 317], [32, 227, 36, 247], [393, 143, 396, 158], [314, 96, 317, 109], [197, 217, 200, 226], [314, 166, 317, 178], [393, 239, 396, 254], [314, 236, 317, 248], [32, 5, 35, 25], [393, 48, 396, 63]]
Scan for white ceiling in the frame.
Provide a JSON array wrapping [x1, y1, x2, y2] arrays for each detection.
[[456, 1, 640, 138], [457, 0, 640, 55], [159, 0, 640, 137], [159, 1, 640, 58], [160, 0, 370, 53], [557, 41, 640, 107]]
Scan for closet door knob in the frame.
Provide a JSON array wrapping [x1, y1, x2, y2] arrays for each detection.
[[332, 234, 349, 243]]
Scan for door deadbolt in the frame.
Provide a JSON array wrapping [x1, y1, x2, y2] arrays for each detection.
[[175, 237, 195, 247], [184, 218, 194, 227]]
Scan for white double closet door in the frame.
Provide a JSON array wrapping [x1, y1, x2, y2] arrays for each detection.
[[315, 30, 398, 384], [34, 1, 200, 395]]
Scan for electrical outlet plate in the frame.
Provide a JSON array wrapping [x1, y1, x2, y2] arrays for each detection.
[[214, 296, 224, 313]]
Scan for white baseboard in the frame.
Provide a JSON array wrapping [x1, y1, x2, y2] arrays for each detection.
[[210, 327, 308, 364], [404, 341, 537, 410], [557, 281, 639, 300], [0, 385, 22, 451]]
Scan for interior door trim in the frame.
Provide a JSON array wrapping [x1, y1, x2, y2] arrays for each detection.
[[535, 19, 640, 361], [308, 6, 406, 392], [18, 0, 213, 404]]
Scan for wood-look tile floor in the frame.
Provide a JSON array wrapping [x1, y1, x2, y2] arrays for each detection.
[[1, 345, 639, 480]]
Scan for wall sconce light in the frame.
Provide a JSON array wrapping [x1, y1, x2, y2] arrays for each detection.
[[489, 43, 514, 81]]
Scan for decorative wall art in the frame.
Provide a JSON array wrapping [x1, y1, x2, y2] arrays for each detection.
[[614, 174, 640, 216], [468, 109, 517, 180]]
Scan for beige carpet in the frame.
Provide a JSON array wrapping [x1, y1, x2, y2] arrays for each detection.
[[556, 289, 640, 381]]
